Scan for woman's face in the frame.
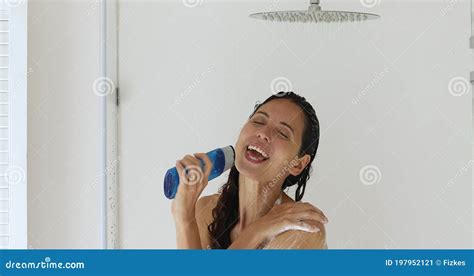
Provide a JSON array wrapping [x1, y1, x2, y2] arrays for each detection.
[[235, 98, 310, 183]]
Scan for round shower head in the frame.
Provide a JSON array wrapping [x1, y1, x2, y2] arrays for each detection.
[[249, 0, 380, 23]]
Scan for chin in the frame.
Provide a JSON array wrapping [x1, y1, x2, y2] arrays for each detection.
[[235, 157, 271, 180]]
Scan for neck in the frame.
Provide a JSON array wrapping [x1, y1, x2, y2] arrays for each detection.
[[237, 174, 282, 231]]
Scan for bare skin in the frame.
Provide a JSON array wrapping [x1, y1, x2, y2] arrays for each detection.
[[196, 193, 328, 249], [172, 99, 328, 249]]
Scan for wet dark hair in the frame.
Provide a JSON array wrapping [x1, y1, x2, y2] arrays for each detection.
[[207, 91, 320, 249]]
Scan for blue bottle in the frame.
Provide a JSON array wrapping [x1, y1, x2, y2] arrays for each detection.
[[164, 145, 235, 199]]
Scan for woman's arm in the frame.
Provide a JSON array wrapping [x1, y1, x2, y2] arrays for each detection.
[[171, 153, 214, 249], [195, 195, 215, 249], [173, 210, 202, 249]]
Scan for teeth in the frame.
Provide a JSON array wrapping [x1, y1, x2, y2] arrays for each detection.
[[247, 145, 269, 159]]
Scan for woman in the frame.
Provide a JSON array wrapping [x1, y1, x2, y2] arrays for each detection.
[[171, 91, 328, 249]]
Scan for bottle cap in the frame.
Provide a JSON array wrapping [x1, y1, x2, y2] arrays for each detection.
[[222, 145, 235, 171]]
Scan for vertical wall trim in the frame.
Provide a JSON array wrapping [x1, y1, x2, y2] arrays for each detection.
[[100, 0, 119, 249], [99, 0, 107, 249], [105, 0, 119, 249]]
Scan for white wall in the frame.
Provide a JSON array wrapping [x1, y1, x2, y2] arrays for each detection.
[[27, 0, 101, 248], [117, 0, 472, 249]]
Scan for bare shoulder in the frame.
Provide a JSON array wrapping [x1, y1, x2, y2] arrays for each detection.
[[264, 195, 328, 249], [195, 194, 220, 249], [264, 222, 328, 249], [196, 194, 220, 210]]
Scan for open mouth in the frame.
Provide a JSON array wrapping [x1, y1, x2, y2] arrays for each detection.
[[245, 144, 270, 164]]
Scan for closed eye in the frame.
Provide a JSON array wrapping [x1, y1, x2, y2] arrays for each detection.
[[278, 131, 289, 139]]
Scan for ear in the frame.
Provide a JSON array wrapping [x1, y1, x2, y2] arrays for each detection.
[[288, 154, 311, 176]]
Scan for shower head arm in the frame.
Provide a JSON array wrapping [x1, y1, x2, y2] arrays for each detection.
[[309, 0, 321, 11]]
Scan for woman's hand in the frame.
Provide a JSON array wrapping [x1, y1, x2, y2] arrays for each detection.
[[229, 201, 328, 249], [171, 153, 213, 221], [260, 201, 328, 236]]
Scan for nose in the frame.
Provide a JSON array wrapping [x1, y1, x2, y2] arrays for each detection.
[[256, 127, 271, 143]]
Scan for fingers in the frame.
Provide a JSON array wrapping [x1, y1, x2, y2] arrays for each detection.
[[294, 210, 328, 225], [183, 154, 200, 167], [176, 154, 203, 186], [279, 216, 321, 234], [301, 203, 328, 223], [292, 220, 320, 233], [176, 153, 212, 187], [176, 155, 197, 175], [287, 202, 329, 223], [194, 153, 213, 178], [175, 160, 185, 179], [301, 202, 326, 219]]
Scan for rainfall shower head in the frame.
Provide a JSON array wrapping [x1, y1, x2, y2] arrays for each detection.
[[249, 0, 380, 23]]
